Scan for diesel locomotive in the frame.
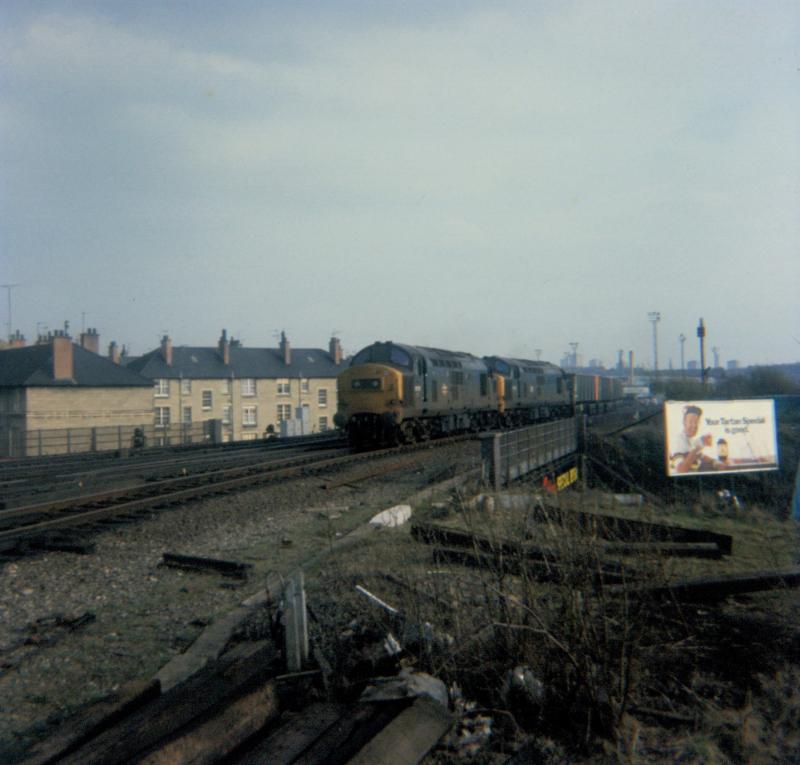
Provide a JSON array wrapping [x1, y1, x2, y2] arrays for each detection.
[[334, 341, 616, 447]]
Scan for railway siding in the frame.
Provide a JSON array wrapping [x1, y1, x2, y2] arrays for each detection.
[[0, 440, 481, 760]]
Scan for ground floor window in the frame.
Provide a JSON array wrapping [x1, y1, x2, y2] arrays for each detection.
[[242, 405, 257, 427]]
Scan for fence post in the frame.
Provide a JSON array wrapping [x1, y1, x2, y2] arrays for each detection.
[[91, 427, 97, 452], [283, 570, 308, 672], [479, 432, 502, 492]]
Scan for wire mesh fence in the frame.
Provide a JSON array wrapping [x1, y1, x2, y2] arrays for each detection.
[[481, 417, 578, 490], [5, 420, 220, 457]]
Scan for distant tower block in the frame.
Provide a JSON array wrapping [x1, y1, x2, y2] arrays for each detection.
[[569, 342, 578, 368]]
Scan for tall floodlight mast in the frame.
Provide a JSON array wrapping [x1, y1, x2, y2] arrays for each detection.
[[648, 312, 661, 376], [697, 318, 707, 387]]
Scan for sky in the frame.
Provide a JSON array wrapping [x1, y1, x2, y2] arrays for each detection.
[[1, 1, 798, 368]]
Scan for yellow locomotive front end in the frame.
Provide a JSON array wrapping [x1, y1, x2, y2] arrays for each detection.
[[335, 362, 405, 446]]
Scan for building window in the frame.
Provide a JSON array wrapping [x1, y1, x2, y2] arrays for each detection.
[[222, 404, 231, 424], [318, 388, 328, 407], [182, 406, 192, 424], [202, 390, 213, 410], [180, 379, 191, 395], [242, 405, 257, 427], [301, 378, 310, 394], [319, 416, 329, 432], [241, 378, 256, 396], [155, 379, 170, 397], [277, 404, 292, 422], [155, 407, 170, 428], [222, 378, 232, 394], [277, 379, 290, 395]]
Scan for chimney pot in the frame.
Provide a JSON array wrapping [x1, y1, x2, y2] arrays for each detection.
[[218, 329, 230, 365], [53, 336, 74, 381], [80, 328, 100, 354], [161, 335, 173, 366], [280, 331, 291, 365], [329, 336, 342, 365]]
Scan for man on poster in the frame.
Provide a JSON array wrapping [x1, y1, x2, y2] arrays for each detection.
[[670, 404, 714, 473]]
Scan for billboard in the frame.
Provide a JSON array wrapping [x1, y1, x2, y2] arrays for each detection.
[[665, 400, 779, 477]]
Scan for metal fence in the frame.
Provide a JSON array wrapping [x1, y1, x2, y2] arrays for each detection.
[[5, 420, 221, 458], [481, 417, 578, 491]]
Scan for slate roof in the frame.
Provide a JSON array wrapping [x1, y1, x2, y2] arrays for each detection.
[[0, 344, 153, 388], [125, 346, 344, 380]]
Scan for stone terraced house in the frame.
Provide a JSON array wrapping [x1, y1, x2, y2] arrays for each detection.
[[125, 331, 346, 443], [0, 331, 153, 456]]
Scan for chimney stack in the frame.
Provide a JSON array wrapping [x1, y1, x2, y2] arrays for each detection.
[[279, 331, 291, 365], [161, 335, 173, 366], [218, 329, 230, 365], [52, 333, 74, 381], [80, 327, 100, 354], [108, 341, 121, 364], [9, 330, 25, 348], [329, 336, 342, 365]]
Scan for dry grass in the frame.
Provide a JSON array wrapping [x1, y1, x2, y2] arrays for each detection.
[[303, 484, 800, 763]]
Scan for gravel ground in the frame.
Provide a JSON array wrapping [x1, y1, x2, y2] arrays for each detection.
[[0, 440, 481, 760]]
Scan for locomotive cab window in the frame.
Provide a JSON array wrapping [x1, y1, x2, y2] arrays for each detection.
[[351, 344, 411, 369], [352, 378, 381, 390]]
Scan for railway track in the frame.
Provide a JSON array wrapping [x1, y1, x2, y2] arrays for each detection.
[[0, 433, 343, 483], [0, 435, 472, 555], [0, 436, 347, 508]]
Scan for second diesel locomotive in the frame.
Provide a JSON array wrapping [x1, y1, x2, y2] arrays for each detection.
[[334, 341, 609, 447]]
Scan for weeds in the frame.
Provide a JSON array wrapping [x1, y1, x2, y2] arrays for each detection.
[[303, 477, 799, 763]]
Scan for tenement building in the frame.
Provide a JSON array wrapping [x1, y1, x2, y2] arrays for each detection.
[[126, 331, 345, 442], [0, 331, 153, 456]]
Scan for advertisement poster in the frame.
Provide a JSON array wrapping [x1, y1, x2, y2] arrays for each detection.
[[664, 400, 779, 477]]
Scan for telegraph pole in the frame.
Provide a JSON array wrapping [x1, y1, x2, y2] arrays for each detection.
[[648, 312, 661, 376], [1, 284, 19, 342]]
